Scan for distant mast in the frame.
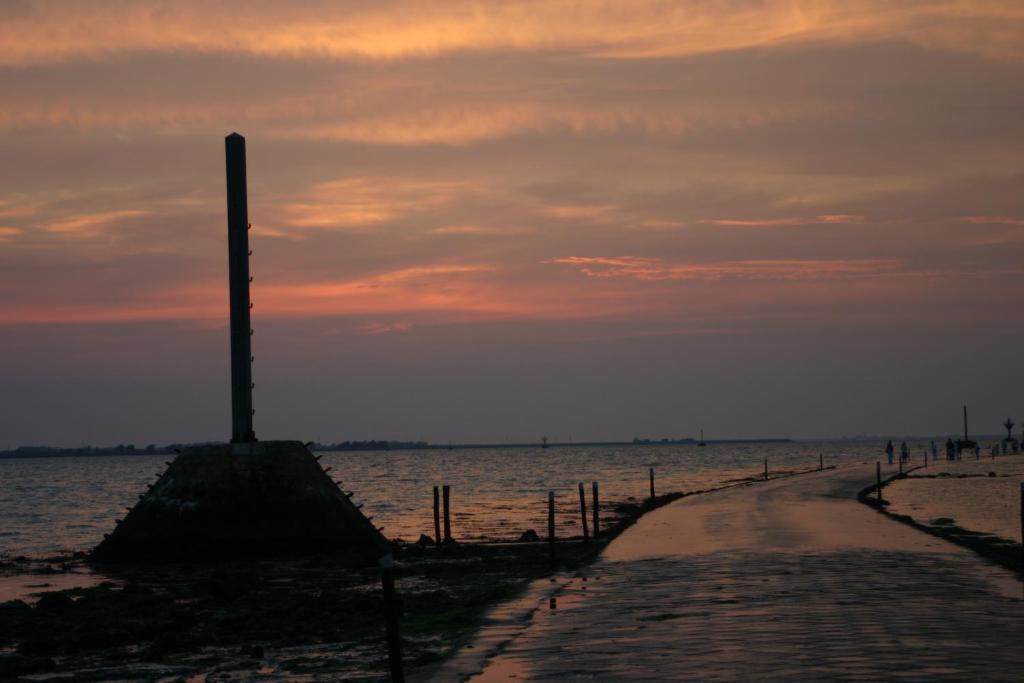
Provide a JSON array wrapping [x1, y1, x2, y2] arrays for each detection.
[[225, 133, 256, 443]]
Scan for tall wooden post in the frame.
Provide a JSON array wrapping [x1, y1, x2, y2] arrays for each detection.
[[649, 468, 655, 500], [379, 554, 405, 683], [591, 481, 600, 537], [578, 482, 589, 544], [877, 461, 882, 501], [432, 486, 441, 546], [548, 491, 556, 566], [225, 133, 255, 443], [442, 485, 452, 543]]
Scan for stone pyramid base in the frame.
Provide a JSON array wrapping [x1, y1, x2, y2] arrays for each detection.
[[92, 441, 387, 562]]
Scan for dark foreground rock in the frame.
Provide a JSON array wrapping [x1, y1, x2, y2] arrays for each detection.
[[92, 441, 387, 562]]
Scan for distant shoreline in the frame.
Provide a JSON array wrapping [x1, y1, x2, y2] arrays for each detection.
[[0, 438, 795, 460]]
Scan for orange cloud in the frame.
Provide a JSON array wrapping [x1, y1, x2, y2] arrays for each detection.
[[1, 2, 1021, 66], [271, 177, 471, 232], [41, 209, 149, 237], [0, 258, 659, 327]]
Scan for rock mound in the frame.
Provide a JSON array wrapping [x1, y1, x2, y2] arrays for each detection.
[[92, 441, 387, 562]]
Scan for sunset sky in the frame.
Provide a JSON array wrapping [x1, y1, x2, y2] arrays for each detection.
[[1, 1, 1022, 447]]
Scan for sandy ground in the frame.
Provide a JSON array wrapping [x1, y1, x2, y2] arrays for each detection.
[[431, 462, 1024, 681], [885, 454, 1024, 543]]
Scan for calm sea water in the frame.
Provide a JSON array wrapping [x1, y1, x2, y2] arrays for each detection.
[[0, 440, 910, 557]]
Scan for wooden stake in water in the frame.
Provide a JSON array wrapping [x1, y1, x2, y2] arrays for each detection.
[[877, 461, 882, 501], [649, 468, 655, 500], [379, 553, 405, 683], [432, 486, 441, 546], [578, 482, 590, 544], [764, 458, 768, 481], [442, 485, 452, 544], [592, 481, 600, 538], [548, 491, 556, 566]]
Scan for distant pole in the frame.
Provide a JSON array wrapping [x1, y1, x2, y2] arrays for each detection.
[[899, 456, 903, 475], [442, 485, 452, 543], [649, 468, 655, 500], [548, 491, 556, 566], [225, 133, 256, 443], [764, 458, 768, 481], [592, 481, 600, 537], [379, 554, 405, 683], [876, 461, 882, 501], [819, 453, 823, 471], [578, 482, 590, 544], [432, 486, 441, 546]]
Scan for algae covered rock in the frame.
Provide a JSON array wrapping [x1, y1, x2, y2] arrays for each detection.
[[93, 441, 386, 561]]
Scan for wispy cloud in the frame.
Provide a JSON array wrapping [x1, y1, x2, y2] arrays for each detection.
[[958, 215, 1024, 226], [550, 256, 897, 281], [41, 209, 149, 237], [360, 321, 414, 335], [699, 215, 866, 227], [273, 177, 471, 231], [1, 2, 1021, 66]]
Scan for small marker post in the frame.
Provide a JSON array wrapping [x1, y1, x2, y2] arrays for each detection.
[[578, 482, 589, 544], [442, 485, 452, 544], [819, 453, 823, 471], [432, 486, 441, 546], [877, 461, 882, 501], [764, 458, 768, 481], [649, 468, 655, 500], [379, 553, 405, 683], [548, 491, 556, 566], [592, 481, 600, 538]]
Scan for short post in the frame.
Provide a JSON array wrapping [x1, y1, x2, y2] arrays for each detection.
[[379, 553, 405, 683], [592, 481, 600, 538], [432, 486, 441, 546], [649, 468, 655, 500], [548, 491, 556, 566], [578, 482, 590, 544], [876, 461, 882, 501], [923, 450, 928, 468], [442, 485, 452, 544], [764, 458, 768, 481], [819, 453, 823, 471], [898, 456, 903, 475]]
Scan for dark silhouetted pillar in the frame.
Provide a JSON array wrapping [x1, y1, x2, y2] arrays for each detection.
[[225, 133, 256, 443]]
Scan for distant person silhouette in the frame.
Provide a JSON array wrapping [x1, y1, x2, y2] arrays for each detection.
[[885, 440, 894, 465], [900, 441, 909, 463], [945, 438, 955, 460]]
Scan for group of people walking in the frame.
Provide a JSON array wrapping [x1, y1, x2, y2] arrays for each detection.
[[885, 438, 982, 464]]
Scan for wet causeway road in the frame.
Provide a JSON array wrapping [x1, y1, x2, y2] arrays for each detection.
[[430, 463, 1024, 681]]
